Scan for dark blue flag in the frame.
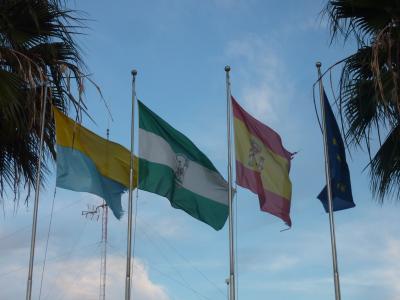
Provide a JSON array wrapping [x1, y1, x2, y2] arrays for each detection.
[[317, 91, 355, 212]]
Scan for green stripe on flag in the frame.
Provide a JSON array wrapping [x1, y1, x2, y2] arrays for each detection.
[[138, 100, 218, 173], [138, 101, 229, 230], [139, 159, 228, 230]]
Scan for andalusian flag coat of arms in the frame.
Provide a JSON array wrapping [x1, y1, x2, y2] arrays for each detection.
[[138, 101, 229, 230], [232, 97, 293, 226]]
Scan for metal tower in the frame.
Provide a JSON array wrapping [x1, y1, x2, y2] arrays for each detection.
[[81, 129, 111, 300], [99, 202, 108, 300], [82, 202, 108, 300]]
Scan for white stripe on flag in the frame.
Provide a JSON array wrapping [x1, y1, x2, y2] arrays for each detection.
[[139, 129, 228, 205]]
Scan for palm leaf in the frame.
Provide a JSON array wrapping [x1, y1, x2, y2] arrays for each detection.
[[0, 0, 87, 201], [325, 0, 400, 201]]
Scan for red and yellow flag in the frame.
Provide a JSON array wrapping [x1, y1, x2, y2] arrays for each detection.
[[232, 96, 293, 226]]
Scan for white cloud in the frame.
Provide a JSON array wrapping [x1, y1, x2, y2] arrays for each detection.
[[234, 206, 400, 299], [51, 256, 169, 300], [243, 276, 333, 294], [226, 34, 294, 126], [0, 255, 169, 300], [131, 191, 190, 240], [341, 237, 400, 300], [266, 255, 300, 272], [131, 259, 171, 300], [238, 248, 300, 273]]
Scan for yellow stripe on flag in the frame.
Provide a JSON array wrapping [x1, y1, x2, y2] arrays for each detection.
[[234, 118, 292, 199], [53, 108, 138, 188]]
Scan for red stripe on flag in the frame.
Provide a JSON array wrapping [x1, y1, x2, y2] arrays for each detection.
[[232, 96, 292, 161], [236, 161, 292, 226], [261, 190, 292, 227]]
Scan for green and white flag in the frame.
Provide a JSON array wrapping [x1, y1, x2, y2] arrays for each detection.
[[138, 101, 229, 230]]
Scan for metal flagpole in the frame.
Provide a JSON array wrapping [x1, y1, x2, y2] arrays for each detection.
[[225, 65, 236, 300], [316, 62, 341, 300], [125, 69, 137, 300], [225, 278, 230, 300], [26, 83, 49, 300]]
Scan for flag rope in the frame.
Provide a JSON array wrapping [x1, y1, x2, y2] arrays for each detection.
[[136, 217, 227, 297], [107, 232, 224, 300], [234, 180, 239, 300], [316, 62, 342, 300], [38, 187, 57, 300], [125, 69, 138, 300], [26, 83, 48, 300], [225, 65, 236, 300]]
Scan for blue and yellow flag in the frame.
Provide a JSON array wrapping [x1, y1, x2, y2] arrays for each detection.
[[54, 108, 138, 219], [317, 91, 355, 212]]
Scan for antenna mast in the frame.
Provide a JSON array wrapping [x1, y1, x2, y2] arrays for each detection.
[[99, 202, 108, 300], [82, 202, 108, 300], [98, 128, 110, 300], [82, 129, 110, 300]]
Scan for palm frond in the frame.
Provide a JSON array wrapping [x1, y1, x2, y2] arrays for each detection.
[[370, 123, 400, 201], [326, 0, 398, 44], [0, 0, 88, 201], [325, 0, 400, 202]]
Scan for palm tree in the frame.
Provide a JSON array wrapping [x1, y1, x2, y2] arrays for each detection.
[[0, 0, 86, 201], [324, 0, 400, 201]]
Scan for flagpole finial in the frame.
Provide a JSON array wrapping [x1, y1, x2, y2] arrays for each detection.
[[225, 65, 231, 72], [316, 62, 322, 68], [131, 69, 137, 77]]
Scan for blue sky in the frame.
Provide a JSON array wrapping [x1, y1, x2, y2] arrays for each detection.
[[1, 0, 400, 299]]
